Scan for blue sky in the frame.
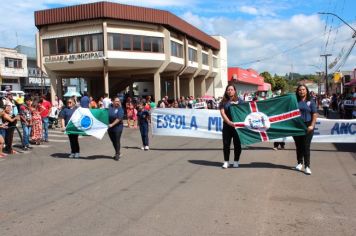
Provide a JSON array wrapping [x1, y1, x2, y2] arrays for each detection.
[[1, 0, 355, 75]]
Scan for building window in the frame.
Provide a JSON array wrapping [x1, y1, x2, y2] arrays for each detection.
[[202, 53, 209, 65], [107, 33, 164, 53], [108, 33, 121, 50], [57, 38, 67, 54], [133, 35, 142, 51], [122, 35, 132, 50], [188, 48, 197, 62], [213, 57, 218, 68], [68, 37, 77, 53], [143, 37, 152, 51], [5, 57, 22, 68], [171, 41, 183, 58], [92, 34, 103, 51], [42, 33, 103, 56], [152, 37, 163, 53]]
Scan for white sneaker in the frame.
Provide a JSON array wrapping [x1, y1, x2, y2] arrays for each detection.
[[272, 147, 278, 151], [295, 163, 303, 171], [68, 153, 75, 158], [305, 167, 312, 175], [141, 146, 145, 150], [222, 161, 229, 169], [233, 161, 239, 168], [74, 153, 80, 159], [144, 146, 149, 150]]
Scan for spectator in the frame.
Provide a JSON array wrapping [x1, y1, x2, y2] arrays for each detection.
[[2, 105, 20, 154], [31, 103, 42, 145], [321, 95, 330, 118], [102, 93, 111, 109], [19, 97, 33, 150], [80, 91, 90, 108], [39, 95, 52, 142]]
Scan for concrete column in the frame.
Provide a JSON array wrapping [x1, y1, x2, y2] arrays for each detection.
[[103, 21, 108, 58], [188, 76, 194, 98], [104, 66, 109, 95], [57, 77, 63, 98], [50, 76, 57, 104], [154, 72, 161, 103], [173, 75, 177, 99], [176, 75, 181, 99]]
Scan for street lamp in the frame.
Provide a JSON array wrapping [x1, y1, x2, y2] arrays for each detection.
[[318, 12, 356, 38]]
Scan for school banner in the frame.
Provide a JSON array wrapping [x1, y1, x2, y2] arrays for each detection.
[[151, 108, 356, 143]]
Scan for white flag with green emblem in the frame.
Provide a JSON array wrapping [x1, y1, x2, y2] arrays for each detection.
[[65, 108, 109, 140]]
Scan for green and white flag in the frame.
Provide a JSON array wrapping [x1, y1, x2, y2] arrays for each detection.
[[230, 94, 307, 145], [65, 108, 109, 140]]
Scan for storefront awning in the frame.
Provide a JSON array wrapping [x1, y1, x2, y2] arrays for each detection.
[[228, 67, 264, 86], [345, 79, 356, 86]]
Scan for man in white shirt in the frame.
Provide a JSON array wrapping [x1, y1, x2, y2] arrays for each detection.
[[321, 95, 330, 118], [102, 93, 112, 109]]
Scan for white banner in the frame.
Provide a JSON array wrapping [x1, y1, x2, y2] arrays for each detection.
[[151, 108, 356, 143]]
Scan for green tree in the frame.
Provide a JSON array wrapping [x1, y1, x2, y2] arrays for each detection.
[[260, 71, 275, 88], [273, 75, 287, 92]]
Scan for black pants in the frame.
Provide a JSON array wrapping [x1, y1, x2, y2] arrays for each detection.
[[139, 123, 149, 146], [108, 129, 123, 155], [68, 134, 80, 153], [222, 124, 242, 162], [4, 127, 15, 153], [323, 107, 329, 118], [293, 129, 314, 167]]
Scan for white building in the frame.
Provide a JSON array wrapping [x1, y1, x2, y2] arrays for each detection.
[[0, 48, 27, 91], [34, 1, 227, 103]]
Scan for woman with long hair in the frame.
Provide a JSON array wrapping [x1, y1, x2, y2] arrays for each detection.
[[219, 84, 244, 169], [293, 84, 318, 175], [31, 102, 43, 145], [59, 98, 80, 158]]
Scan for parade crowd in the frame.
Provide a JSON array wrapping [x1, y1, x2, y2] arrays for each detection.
[[1, 86, 355, 175]]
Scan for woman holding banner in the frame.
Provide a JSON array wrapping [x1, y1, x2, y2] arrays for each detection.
[[219, 84, 244, 169], [293, 85, 318, 175]]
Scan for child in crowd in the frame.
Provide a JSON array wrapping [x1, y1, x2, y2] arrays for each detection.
[[137, 102, 150, 150]]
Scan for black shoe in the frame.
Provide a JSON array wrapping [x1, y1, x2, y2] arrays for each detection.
[[22, 146, 28, 151], [26, 145, 33, 149], [114, 153, 122, 161]]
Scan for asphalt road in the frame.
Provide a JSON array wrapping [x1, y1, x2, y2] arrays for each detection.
[[0, 127, 355, 236]]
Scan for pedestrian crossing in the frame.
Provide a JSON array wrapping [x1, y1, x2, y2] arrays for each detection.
[[10, 129, 72, 154]]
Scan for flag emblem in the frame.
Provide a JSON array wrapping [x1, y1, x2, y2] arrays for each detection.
[[79, 115, 93, 130], [245, 112, 271, 132]]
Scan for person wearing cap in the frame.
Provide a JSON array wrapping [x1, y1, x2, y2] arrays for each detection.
[[3, 92, 18, 116]]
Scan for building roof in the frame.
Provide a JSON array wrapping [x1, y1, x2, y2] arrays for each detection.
[[228, 67, 264, 86], [34, 1, 220, 50]]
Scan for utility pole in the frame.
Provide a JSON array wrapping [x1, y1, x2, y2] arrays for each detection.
[[320, 54, 332, 95]]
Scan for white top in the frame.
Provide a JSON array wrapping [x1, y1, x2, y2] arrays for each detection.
[[102, 97, 112, 109], [321, 98, 330, 108]]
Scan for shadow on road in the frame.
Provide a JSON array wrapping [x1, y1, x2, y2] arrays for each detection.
[[50, 153, 114, 160], [333, 143, 356, 153], [188, 160, 293, 170], [124, 146, 221, 151]]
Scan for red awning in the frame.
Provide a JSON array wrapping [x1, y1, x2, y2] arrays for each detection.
[[228, 67, 264, 86], [345, 79, 356, 86], [258, 83, 271, 91]]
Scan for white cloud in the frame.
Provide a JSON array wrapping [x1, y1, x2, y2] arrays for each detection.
[[180, 12, 356, 75], [239, 6, 259, 15], [0, 0, 355, 76]]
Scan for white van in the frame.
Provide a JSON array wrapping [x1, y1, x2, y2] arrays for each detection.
[[0, 91, 26, 100]]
